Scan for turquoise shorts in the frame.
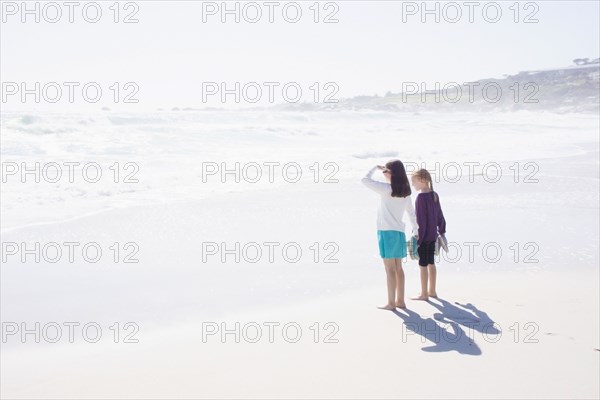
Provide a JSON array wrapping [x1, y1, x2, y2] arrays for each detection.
[[377, 230, 407, 259]]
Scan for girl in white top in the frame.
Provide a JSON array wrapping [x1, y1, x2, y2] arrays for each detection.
[[362, 160, 417, 310]]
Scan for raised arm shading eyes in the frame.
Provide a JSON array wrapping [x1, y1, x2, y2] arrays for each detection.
[[361, 166, 390, 195]]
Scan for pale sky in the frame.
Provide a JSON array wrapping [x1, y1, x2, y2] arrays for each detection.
[[1, 0, 599, 110]]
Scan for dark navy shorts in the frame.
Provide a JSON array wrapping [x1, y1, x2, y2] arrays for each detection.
[[418, 240, 436, 267]]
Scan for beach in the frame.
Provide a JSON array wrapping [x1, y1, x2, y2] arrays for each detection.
[[1, 110, 598, 398]]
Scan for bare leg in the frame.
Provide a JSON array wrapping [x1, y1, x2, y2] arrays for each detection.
[[412, 266, 429, 300], [428, 264, 437, 297], [378, 258, 397, 310], [394, 258, 405, 308]]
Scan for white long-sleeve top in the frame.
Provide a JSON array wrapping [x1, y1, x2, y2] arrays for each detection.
[[361, 166, 418, 233]]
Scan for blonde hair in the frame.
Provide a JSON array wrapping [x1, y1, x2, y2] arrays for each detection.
[[413, 169, 438, 202]]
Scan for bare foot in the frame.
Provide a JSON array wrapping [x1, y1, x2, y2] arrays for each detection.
[[428, 292, 438, 298], [411, 295, 429, 301], [395, 302, 406, 309], [377, 304, 396, 310]]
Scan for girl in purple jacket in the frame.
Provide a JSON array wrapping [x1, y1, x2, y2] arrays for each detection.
[[411, 169, 446, 300]]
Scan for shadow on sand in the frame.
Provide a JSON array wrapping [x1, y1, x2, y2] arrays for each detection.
[[392, 298, 499, 355]]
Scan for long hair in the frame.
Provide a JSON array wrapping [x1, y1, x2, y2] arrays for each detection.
[[385, 160, 411, 198], [413, 168, 438, 202]]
